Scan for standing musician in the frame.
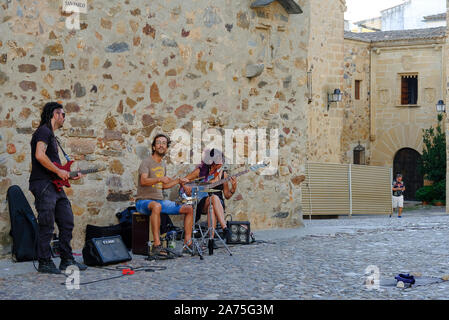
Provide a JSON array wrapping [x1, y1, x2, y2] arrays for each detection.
[[182, 148, 237, 249], [135, 134, 194, 257], [29, 102, 87, 274]]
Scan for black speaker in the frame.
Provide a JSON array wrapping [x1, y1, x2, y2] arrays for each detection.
[[82, 235, 132, 266], [85, 223, 132, 250], [226, 221, 251, 244]]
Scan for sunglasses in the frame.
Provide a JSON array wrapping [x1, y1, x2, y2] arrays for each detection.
[[55, 111, 65, 118]]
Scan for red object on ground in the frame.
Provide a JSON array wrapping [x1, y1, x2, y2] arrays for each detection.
[[122, 269, 135, 275]]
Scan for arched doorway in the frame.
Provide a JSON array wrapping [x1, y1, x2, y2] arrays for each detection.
[[393, 148, 423, 201]]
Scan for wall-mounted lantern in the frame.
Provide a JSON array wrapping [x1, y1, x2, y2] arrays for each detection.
[[436, 100, 446, 113], [327, 88, 342, 111]]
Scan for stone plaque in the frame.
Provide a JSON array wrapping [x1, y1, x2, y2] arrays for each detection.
[[424, 88, 435, 104], [378, 89, 390, 105], [401, 55, 413, 71]]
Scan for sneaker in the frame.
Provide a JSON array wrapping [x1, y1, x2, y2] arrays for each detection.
[[38, 259, 62, 274], [59, 257, 88, 271], [398, 216, 402, 218]]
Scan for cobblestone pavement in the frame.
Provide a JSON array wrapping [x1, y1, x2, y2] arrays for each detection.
[[1, 206, 449, 300]]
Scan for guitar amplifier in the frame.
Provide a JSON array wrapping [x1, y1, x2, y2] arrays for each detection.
[[132, 213, 153, 255], [226, 221, 251, 245], [82, 235, 131, 266]]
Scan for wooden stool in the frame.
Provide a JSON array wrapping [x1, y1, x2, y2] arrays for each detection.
[[131, 212, 153, 255]]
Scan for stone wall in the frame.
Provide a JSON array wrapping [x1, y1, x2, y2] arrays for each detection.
[[341, 39, 371, 164], [306, 0, 346, 163], [0, 0, 310, 253]]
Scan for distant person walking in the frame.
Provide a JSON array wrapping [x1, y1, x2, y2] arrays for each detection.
[[391, 174, 405, 218]]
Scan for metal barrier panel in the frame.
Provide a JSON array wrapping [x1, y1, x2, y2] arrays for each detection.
[[302, 162, 391, 216], [302, 163, 350, 216], [351, 164, 392, 215]]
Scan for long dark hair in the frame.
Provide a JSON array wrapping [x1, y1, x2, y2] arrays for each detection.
[[39, 102, 63, 131]]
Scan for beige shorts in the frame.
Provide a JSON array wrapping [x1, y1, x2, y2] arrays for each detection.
[[392, 195, 404, 208]]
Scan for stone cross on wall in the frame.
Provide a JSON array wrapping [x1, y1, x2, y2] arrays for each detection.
[[252, 5, 289, 72]]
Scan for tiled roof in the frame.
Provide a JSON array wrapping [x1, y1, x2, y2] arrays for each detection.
[[344, 26, 446, 43]]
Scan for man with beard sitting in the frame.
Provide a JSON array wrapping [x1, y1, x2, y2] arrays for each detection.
[[135, 134, 194, 258]]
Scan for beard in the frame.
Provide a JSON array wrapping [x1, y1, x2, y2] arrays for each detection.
[[154, 149, 166, 157]]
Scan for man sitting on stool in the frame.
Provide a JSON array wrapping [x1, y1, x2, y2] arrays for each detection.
[[135, 134, 193, 258]]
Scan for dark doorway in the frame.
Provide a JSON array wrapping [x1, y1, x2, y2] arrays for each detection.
[[393, 148, 423, 201]]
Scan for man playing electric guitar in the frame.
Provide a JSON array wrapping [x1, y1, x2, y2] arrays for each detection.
[[29, 102, 87, 274]]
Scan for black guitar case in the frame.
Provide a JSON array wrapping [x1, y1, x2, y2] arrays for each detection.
[[6, 185, 39, 262]]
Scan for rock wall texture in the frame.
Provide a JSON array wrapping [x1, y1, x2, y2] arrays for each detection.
[[341, 39, 371, 164], [306, 0, 346, 163], [0, 0, 312, 253]]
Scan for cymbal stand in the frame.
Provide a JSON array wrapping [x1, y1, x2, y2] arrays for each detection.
[[182, 187, 204, 260], [201, 196, 232, 256]]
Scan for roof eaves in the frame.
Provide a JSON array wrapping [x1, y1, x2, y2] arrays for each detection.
[[344, 27, 446, 43]]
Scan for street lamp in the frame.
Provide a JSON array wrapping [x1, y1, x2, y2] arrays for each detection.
[[436, 100, 446, 113], [327, 88, 342, 111]]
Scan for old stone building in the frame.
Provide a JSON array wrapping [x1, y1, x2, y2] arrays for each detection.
[[343, 27, 447, 200], [3, 0, 447, 256], [1, 0, 347, 253]]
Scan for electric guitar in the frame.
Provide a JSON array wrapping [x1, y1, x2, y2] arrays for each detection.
[[52, 161, 104, 191], [179, 163, 268, 201]]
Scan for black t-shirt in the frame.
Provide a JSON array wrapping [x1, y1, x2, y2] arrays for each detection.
[[29, 125, 61, 182], [392, 180, 405, 197]]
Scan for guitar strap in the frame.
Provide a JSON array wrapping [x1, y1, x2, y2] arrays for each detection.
[[54, 136, 71, 162]]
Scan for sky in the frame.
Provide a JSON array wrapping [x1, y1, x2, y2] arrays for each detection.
[[344, 0, 405, 22]]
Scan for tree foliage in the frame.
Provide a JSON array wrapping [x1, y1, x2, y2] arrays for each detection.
[[418, 114, 446, 183], [416, 114, 446, 201]]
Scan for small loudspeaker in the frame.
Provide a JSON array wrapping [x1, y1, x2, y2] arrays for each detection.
[[226, 221, 251, 244], [82, 235, 132, 266]]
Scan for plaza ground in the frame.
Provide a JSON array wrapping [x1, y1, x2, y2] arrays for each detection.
[[1, 204, 448, 300]]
